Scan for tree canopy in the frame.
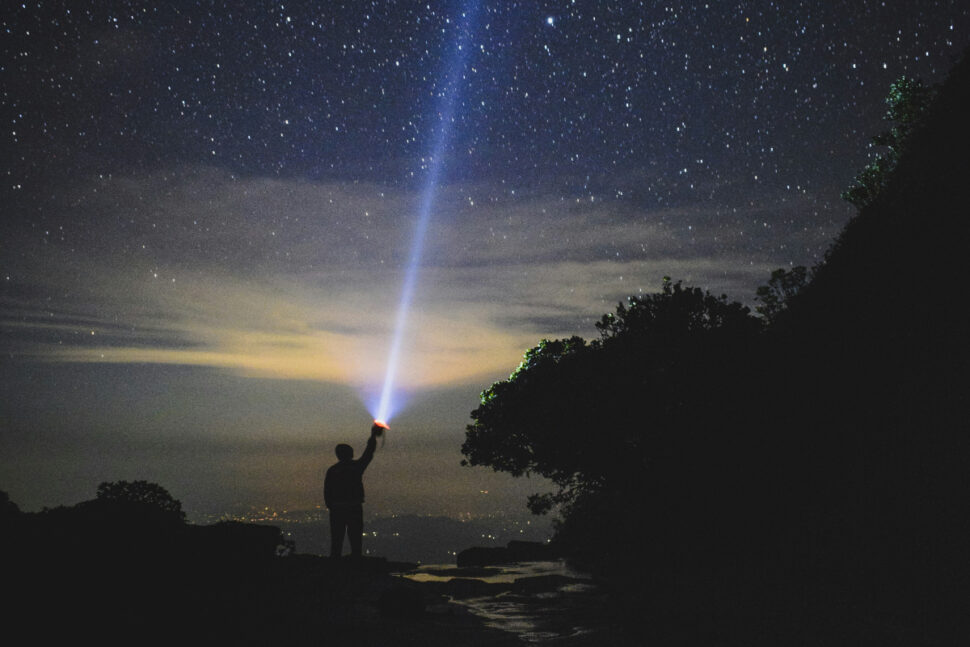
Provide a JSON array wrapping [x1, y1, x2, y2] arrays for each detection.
[[754, 266, 809, 324], [462, 279, 763, 529], [841, 76, 934, 209], [95, 479, 186, 523]]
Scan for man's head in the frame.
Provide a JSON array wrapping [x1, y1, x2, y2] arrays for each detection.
[[335, 443, 354, 461]]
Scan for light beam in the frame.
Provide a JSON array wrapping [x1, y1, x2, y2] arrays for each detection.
[[372, 2, 482, 424]]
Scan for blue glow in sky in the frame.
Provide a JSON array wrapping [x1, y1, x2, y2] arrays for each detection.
[[373, 2, 483, 424]]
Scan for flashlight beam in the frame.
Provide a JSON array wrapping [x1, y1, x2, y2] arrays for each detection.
[[374, 3, 481, 424]]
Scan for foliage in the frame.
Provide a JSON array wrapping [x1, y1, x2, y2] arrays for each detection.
[[841, 76, 934, 208], [595, 277, 761, 342], [462, 278, 762, 524], [754, 265, 809, 324], [96, 479, 186, 523], [462, 335, 594, 488]]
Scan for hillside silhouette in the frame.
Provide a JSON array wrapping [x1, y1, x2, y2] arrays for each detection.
[[462, 50, 970, 645], [772, 39, 969, 591], [751, 47, 970, 645]]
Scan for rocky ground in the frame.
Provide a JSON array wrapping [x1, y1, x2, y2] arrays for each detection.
[[10, 548, 629, 646]]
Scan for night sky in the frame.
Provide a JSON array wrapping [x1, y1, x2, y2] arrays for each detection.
[[3, 1, 968, 520]]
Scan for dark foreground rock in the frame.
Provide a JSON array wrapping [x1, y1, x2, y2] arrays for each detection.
[[456, 540, 558, 566], [2, 501, 529, 646], [7, 551, 524, 647]]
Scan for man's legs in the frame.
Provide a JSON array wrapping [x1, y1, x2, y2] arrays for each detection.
[[329, 507, 347, 558], [346, 505, 364, 557]]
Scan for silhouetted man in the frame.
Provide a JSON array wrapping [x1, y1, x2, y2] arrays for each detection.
[[324, 423, 382, 558]]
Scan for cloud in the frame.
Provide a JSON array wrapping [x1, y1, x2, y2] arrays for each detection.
[[2, 165, 826, 396]]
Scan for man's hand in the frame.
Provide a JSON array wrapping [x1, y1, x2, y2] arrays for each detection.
[[371, 422, 386, 438]]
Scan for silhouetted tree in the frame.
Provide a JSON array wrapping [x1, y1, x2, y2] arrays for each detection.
[[754, 265, 809, 324], [96, 479, 186, 523], [462, 279, 764, 567], [841, 76, 934, 209]]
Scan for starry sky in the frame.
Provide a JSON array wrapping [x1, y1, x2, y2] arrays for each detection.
[[2, 1, 968, 520]]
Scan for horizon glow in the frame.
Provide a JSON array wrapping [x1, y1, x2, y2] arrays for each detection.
[[371, 2, 482, 424]]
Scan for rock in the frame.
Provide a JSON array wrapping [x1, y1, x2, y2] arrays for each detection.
[[455, 546, 506, 567], [506, 540, 557, 561], [378, 584, 426, 617], [456, 540, 556, 567]]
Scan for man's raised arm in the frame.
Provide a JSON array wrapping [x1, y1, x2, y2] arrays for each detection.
[[358, 423, 381, 469]]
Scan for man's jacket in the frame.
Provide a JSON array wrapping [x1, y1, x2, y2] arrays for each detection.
[[324, 436, 377, 508]]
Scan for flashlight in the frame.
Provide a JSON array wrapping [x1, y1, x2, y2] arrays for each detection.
[[373, 419, 390, 436]]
